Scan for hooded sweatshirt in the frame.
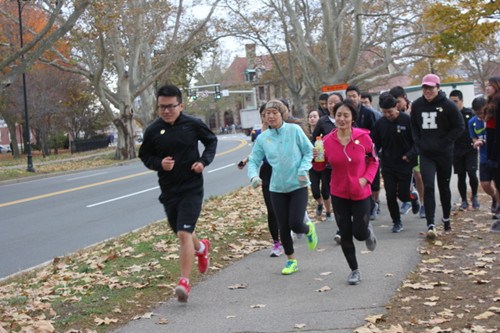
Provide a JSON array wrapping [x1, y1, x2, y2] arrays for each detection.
[[410, 90, 464, 157], [248, 122, 313, 193], [323, 128, 379, 200]]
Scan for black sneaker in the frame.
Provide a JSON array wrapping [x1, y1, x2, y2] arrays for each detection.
[[410, 191, 420, 214], [442, 218, 451, 231], [391, 223, 404, 233]]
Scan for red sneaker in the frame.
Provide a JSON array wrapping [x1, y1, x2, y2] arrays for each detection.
[[196, 239, 210, 274], [175, 278, 190, 303]]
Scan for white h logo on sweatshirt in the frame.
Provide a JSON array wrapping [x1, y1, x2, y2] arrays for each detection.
[[421, 112, 437, 129]]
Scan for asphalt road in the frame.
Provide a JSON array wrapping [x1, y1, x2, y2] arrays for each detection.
[[0, 134, 252, 279]]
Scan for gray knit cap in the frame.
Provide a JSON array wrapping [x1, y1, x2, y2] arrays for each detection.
[[265, 99, 287, 117]]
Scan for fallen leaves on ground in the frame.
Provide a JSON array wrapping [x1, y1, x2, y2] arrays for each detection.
[[0, 186, 271, 332], [355, 193, 499, 332]]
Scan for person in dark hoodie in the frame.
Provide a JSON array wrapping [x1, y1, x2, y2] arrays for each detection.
[[410, 74, 464, 239], [139, 84, 217, 303], [318, 93, 330, 117], [372, 93, 420, 233], [449, 89, 479, 211]]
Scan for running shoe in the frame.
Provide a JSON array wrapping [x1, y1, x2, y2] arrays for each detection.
[[442, 218, 451, 231], [471, 196, 480, 210], [333, 231, 341, 245], [316, 204, 323, 217], [459, 201, 469, 211], [306, 221, 318, 251], [391, 223, 404, 233], [491, 197, 497, 213], [347, 270, 361, 285], [281, 259, 298, 275], [326, 212, 335, 223], [426, 225, 437, 240], [196, 239, 210, 274], [419, 205, 426, 218], [174, 278, 190, 303], [270, 242, 284, 257], [365, 223, 377, 251], [400, 202, 412, 215], [410, 191, 420, 214]]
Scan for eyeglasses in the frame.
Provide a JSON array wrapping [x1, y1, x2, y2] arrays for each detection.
[[158, 104, 180, 111]]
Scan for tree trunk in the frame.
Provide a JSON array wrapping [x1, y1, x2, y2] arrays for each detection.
[[6, 120, 20, 158], [113, 114, 136, 160]]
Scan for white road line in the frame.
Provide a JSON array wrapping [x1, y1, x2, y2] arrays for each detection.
[[67, 172, 108, 181], [207, 163, 235, 173], [86, 186, 159, 208]]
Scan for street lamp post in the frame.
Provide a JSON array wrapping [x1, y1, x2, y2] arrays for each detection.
[[16, 0, 35, 172]]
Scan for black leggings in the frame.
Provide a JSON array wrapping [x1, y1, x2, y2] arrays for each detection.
[[260, 163, 279, 242], [331, 195, 371, 271], [270, 187, 309, 256], [309, 168, 331, 200], [382, 169, 413, 223], [420, 154, 453, 225]]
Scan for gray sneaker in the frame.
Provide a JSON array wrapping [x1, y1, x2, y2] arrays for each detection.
[[348, 270, 361, 285], [365, 224, 377, 251], [419, 205, 426, 218], [391, 223, 404, 233], [326, 212, 335, 223], [471, 196, 480, 210]]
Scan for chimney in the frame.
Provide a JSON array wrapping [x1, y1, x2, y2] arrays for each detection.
[[245, 44, 256, 69]]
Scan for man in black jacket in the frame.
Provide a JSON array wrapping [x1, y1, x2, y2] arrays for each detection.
[[139, 84, 217, 303], [346, 85, 380, 220], [372, 93, 420, 233], [411, 74, 464, 239], [449, 89, 479, 211]]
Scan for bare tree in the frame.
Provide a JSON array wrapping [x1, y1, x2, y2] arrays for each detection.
[[46, 0, 223, 160], [222, 0, 429, 114], [0, 0, 91, 90], [462, 33, 500, 93]]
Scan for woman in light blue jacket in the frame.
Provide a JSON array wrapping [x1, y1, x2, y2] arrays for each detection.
[[248, 99, 317, 275]]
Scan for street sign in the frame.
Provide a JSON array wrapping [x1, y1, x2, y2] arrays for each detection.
[[321, 83, 348, 92]]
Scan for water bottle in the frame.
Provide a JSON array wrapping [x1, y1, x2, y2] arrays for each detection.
[[314, 136, 325, 162]]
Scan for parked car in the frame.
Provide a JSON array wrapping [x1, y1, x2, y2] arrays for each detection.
[[0, 144, 12, 154], [250, 124, 262, 142]]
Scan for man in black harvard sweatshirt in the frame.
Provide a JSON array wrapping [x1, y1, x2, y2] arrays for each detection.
[[411, 74, 464, 239]]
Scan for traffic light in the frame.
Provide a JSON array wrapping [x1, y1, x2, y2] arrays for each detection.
[[214, 85, 221, 100], [187, 89, 198, 100]]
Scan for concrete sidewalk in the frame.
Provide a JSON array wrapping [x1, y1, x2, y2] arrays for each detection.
[[113, 193, 449, 333]]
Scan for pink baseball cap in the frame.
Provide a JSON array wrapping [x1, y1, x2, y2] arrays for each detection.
[[421, 74, 440, 87]]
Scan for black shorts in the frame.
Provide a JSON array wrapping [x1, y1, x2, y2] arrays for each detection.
[[453, 150, 478, 175], [479, 162, 495, 182], [160, 188, 203, 234]]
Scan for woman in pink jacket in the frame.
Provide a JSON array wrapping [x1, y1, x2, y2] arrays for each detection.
[[323, 100, 379, 285]]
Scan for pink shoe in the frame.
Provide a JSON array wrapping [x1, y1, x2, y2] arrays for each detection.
[[175, 278, 190, 303], [196, 239, 211, 273]]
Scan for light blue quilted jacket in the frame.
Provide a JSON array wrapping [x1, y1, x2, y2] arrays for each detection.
[[248, 122, 313, 193]]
